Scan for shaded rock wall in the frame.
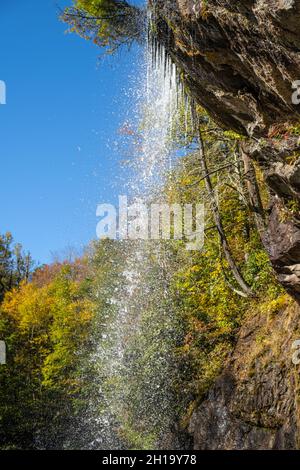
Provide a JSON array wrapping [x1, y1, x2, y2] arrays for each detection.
[[188, 299, 300, 449], [150, 0, 300, 449], [152, 0, 300, 300], [152, 0, 300, 136]]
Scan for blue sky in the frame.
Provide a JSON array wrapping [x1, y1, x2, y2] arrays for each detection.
[[0, 0, 144, 264]]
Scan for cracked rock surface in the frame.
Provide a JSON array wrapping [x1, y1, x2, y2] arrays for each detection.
[[153, 0, 300, 299], [152, 0, 300, 449]]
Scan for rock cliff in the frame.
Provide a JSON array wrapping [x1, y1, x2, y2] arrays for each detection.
[[152, 0, 300, 300], [189, 297, 300, 449], [151, 0, 300, 449]]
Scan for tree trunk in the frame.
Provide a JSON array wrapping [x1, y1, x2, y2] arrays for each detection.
[[240, 145, 266, 239], [197, 129, 253, 297]]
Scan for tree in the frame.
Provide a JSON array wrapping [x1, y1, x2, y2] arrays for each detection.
[[0, 233, 33, 302], [196, 128, 253, 298], [61, 0, 145, 53], [0, 261, 94, 449]]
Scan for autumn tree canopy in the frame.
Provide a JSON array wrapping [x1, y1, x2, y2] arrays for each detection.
[[61, 0, 145, 53]]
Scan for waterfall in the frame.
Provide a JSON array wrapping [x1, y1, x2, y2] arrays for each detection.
[[132, 16, 187, 196], [76, 7, 191, 451]]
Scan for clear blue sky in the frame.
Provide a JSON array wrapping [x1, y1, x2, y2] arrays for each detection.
[[0, 0, 144, 264]]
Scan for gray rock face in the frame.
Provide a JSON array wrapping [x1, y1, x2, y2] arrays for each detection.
[[188, 301, 300, 449], [153, 0, 300, 136], [152, 0, 300, 299], [244, 138, 300, 299], [264, 201, 300, 298], [151, 0, 300, 449]]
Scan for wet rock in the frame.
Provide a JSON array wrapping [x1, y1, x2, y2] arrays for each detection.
[[153, 0, 300, 299], [153, 0, 300, 136]]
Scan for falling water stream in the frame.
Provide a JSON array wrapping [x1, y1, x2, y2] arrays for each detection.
[[77, 5, 192, 450]]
